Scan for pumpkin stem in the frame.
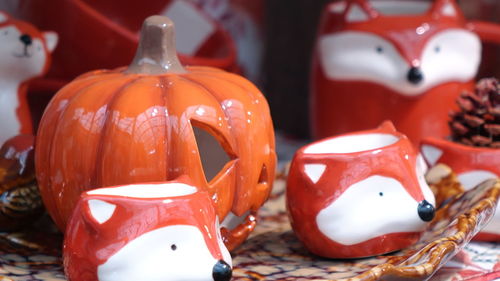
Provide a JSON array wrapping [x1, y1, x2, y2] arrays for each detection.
[[126, 15, 186, 74]]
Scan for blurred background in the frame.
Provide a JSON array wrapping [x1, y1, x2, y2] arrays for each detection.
[[1, 0, 499, 139]]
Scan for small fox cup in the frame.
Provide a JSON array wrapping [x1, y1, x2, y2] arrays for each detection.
[[287, 121, 436, 258], [63, 180, 232, 281]]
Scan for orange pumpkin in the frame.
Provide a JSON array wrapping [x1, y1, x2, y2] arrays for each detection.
[[35, 16, 276, 250]]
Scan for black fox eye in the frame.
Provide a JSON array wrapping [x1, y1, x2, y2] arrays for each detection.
[[379, 192, 383, 197], [171, 244, 177, 251], [376, 46, 383, 53], [435, 46, 441, 53]]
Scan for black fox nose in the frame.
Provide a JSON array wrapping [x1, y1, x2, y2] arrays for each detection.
[[418, 200, 435, 222], [20, 34, 32, 46], [407, 67, 424, 85], [213, 260, 232, 281]]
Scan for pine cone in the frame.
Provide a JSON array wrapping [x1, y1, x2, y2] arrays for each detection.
[[449, 78, 500, 148]]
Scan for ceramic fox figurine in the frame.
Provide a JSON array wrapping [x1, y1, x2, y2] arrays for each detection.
[[0, 11, 57, 146], [311, 0, 500, 144], [287, 121, 436, 258], [64, 180, 232, 281]]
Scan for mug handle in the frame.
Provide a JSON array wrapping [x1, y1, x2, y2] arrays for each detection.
[[468, 21, 500, 45]]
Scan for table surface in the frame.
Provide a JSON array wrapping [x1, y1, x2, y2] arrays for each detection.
[[0, 135, 498, 281]]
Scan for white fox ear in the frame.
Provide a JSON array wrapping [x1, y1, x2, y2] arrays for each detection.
[[420, 144, 443, 166], [43, 31, 58, 53], [346, 4, 370, 22], [0, 11, 8, 23], [87, 199, 116, 224], [304, 164, 326, 184]]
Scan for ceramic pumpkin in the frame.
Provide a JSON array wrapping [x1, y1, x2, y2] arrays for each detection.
[[35, 15, 276, 250]]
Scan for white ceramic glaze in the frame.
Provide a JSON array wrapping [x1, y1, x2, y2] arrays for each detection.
[[304, 133, 399, 154], [421, 145, 443, 166], [88, 199, 116, 224], [87, 183, 197, 198], [97, 225, 220, 281], [416, 159, 436, 206], [319, 28, 480, 96], [457, 170, 498, 191], [316, 175, 428, 245], [304, 164, 326, 184], [0, 11, 57, 145]]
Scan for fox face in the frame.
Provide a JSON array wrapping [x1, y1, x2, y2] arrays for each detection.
[[311, 0, 484, 143], [0, 11, 57, 83], [319, 29, 480, 96], [0, 11, 57, 146], [318, 0, 480, 96], [64, 181, 232, 281], [287, 121, 435, 258]]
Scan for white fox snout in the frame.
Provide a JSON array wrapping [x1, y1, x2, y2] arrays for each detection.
[[97, 225, 232, 281], [316, 176, 435, 245], [319, 29, 481, 96]]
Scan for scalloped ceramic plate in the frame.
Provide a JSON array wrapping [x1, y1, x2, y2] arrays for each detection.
[[0, 169, 497, 281]]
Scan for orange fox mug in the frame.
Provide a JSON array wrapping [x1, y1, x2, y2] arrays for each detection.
[[287, 121, 436, 258], [311, 0, 500, 145]]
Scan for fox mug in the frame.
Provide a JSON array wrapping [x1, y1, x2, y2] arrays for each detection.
[[311, 0, 500, 145], [63, 179, 232, 281], [286, 121, 436, 258]]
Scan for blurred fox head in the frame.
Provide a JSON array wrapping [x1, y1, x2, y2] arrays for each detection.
[[318, 0, 481, 96]]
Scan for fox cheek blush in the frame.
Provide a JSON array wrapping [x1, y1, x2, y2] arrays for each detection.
[[286, 121, 435, 258]]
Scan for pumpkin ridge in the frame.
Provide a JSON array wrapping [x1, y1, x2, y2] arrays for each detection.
[[92, 77, 144, 189], [192, 70, 265, 103], [45, 76, 126, 228], [189, 71, 273, 136], [158, 75, 173, 181], [36, 76, 110, 214], [178, 75, 238, 152], [180, 74, 273, 215]]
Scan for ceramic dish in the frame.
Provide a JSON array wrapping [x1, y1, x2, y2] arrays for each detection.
[[0, 166, 497, 281]]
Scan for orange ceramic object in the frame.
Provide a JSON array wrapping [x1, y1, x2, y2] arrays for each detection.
[[287, 121, 435, 258], [421, 137, 500, 241], [311, 0, 500, 144], [35, 16, 276, 250], [64, 179, 232, 281]]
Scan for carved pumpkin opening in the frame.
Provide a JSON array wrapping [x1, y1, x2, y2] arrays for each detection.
[[258, 164, 268, 185], [191, 121, 235, 184]]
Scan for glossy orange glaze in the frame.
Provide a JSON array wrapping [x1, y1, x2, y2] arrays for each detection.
[[35, 16, 275, 250], [287, 122, 428, 258], [311, 0, 500, 145], [64, 180, 226, 280]]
